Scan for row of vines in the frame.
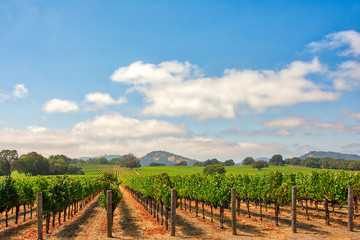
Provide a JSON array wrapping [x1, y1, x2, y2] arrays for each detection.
[[0, 173, 122, 233], [123, 171, 360, 228]]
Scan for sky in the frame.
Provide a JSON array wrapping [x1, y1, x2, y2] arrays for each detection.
[[1, 0, 360, 162]]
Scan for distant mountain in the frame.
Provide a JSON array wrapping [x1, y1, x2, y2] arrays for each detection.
[[140, 151, 197, 166], [255, 157, 270, 162], [300, 151, 360, 160], [79, 154, 122, 161]]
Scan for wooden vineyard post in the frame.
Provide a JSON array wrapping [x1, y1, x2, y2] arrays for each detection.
[[348, 186, 354, 231], [231, 188, 237, 235], [171, 189, 177, 236], [292, 187, 297, 233], [37, 192, 43, 240], [107, 190, 112, 237]]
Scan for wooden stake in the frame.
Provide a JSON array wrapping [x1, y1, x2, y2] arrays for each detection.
[[171, 189, 176, 236], [37, 192, 43, 240], [292, 187, 297, 233], [348, 186, 354, 231], [231, 188, 237, 235], [107, 190, 112, 237]]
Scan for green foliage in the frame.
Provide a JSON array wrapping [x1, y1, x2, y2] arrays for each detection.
[[98, 172, 122, 211], [118, 153, 141, 168], [269, 154, 284, 166], [204, 158, 222, 166], [174, 161, 187, 166], [0, 177, 19, 213], [87, 157, 109, 164], [203, 164, 226, 175], [242, 157, 255, 165], [252, 160, 268, 170], [123, 170, 360, 213], [192, 161, 204, 166], [13, 152, 50, 176], [223, 159, 235, 166], [0, 149, 18, 176], [149, 162, 166, 166]]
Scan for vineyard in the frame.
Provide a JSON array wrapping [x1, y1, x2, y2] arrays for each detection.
[[1, 168, 360, 239], [123, 171, 360, 233]]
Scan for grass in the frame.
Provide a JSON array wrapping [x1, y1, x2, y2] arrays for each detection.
[[8, 164, 350, 179], [137, 165, 350, 176]]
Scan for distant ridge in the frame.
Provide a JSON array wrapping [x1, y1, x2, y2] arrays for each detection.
[[79, 154, 122, 161], [140, 150, 197, 166], [300, 151, 360, 160]]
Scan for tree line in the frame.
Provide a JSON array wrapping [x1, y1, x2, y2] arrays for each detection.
[[242, 154, 360, 171], [0, 150, 83, 177], [193, 158, 235, 167]]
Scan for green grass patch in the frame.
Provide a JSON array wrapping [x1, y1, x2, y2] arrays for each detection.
[[137, 165, 350, 176]]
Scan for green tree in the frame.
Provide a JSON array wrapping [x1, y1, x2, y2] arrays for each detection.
[[269, 154, 284, 166], [13, 152, 50, 176], [118, 153, 141, 168], [304, 158, 321, 168], [49, 154, 72, 165], [174, 161, 187, 166], [0, 150, 18, 176], [204, 158, 221, 166], [242, 157, 255, 165], [149, 162, 166, 166], [203, 164, 226, 175], [87, 157, 109, 164], [223, 159, 235, 166], [192, 161, 205, 166], [49, 158, 67, 175], [252, 160, 268, 170], [109, 158, 121, 165]]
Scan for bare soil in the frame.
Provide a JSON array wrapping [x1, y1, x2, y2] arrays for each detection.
[[1, 188, 360, 239]]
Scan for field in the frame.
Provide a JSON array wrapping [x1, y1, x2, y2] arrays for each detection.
[[137, 164, 349, 176], [10, 164, 349, 178]]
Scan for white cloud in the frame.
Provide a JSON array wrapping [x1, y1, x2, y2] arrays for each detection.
[[43, 98, 79, 113], [311, 120, 360, 132], [308, 30, 360, 57], [331, 61, 360, 90], [275, 129, 292, 137], [111, 58, 338, 120], [263, 116, 360, 133], [263, 117, 305, 128], [0, 114, 286, 160], [71, 113, 187, 138], [13, 84, 28, 98], [0, 93, 10, 103], [349, 112, 360, 120], [111, 60, 202, 85], [342, 110, 360, 120], [84, 92, 127, 109]]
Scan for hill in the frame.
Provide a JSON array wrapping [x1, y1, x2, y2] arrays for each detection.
[[300, 151, 360, 160], [79, 154, 122, 161], [140, 150, 197, 166]]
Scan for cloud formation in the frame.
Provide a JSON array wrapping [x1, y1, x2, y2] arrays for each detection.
[[43, 99, 79, 113], [331, 61, 360, 90], [262, 116, 360, 133], [111, 58, 338, 120], [308, 30, 360, 57], [71, 113, 187, 138], [0, 114, 285, 160], [84, 92, 127, 109], [0, 84, 28, 103], [13, 84, 28, 98]]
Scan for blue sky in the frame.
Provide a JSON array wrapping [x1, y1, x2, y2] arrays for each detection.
[[1, 0, 359, 161]]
